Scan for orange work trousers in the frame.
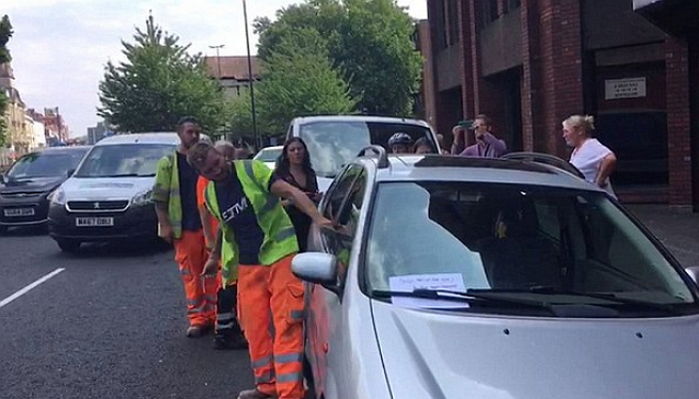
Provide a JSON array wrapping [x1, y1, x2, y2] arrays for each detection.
[[238, 254, 305, 399], [174, 230, 219, 327]]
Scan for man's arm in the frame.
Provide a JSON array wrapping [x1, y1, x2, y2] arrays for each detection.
[[202, 229, 222, 276], [270, 179, 332, 228], [482, 132, 507, 156], [153, 156, 173, 243], [199, 206, 216, 249], [596, 152, 617, 188], [450, 126, 466, 155]]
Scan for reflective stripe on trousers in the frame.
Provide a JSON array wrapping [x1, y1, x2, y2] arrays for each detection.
[[238, 254, 305, 399]]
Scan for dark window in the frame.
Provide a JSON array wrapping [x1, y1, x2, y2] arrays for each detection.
[[321, 165, 366, 287], [446, 0, 460, 46], [480, 0, 499, 27]]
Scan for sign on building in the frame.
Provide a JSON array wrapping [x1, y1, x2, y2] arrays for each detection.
[[605, 77, 647, 100]]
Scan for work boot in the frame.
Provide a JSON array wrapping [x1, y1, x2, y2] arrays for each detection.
[[237, 389, 276, 399], [186, 324, 211, 338], [213, 329, 248, 350]]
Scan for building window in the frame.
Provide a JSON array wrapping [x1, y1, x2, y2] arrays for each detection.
[[446, 0, 460, 46], [480, 0, 499, 28]]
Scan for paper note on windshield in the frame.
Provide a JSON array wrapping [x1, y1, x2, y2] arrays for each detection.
[[388, 273, 468, 309]]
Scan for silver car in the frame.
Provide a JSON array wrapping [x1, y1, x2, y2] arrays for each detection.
[[293, 148, 699, 399]]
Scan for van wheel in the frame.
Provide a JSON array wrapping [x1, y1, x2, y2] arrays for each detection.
[[57, 239, 81, 253]]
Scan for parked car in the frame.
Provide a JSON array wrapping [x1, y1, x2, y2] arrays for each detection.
[[0, 146, 90, 234], [253, 145, 283, 170], [48, 133, 178, 252], [293, 148, 699, 399], [286, 115, 440, 191]]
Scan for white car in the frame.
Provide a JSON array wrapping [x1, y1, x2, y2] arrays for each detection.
[[47, 133, 179, 252], [293, 148, 699, 399], [286, 115, 441, 192], [253, 145, 283, 170]]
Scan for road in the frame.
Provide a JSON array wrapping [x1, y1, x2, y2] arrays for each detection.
[[0, 228, 253, 399]]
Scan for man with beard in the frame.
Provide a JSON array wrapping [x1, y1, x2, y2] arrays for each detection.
[[154, 116, 218, 337]]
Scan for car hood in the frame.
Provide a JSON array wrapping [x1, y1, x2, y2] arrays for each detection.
[[61, 176, 154, 200], [0, 176, 65, 194], [371, 300, 699, 399], [317, 176, 333, 194]]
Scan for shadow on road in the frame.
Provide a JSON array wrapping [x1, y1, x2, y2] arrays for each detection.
[[1, 225, 48, 237], [55, 239, 172, 259]]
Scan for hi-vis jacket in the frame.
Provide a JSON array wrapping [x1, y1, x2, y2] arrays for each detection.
[[153, 153, 185, 239], [205, 160, 299, 268]]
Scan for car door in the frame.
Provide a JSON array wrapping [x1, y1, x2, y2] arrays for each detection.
[[306, 164, 367, 397]]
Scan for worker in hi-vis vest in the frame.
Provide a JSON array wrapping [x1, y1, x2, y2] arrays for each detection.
[[186, 141, 332, 399], [153, 116, 217, 338]]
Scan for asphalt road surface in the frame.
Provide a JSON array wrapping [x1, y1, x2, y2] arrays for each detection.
[[0, 228, 253, 399]]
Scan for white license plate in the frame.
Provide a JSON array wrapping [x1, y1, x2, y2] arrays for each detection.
[[4, 208, 35, 217], [76, 217, 114, 227]]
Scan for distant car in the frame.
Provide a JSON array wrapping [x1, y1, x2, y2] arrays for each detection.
[[286, 115, 440, 192], [0, 146, 90, 234], [294, 148, 699, 399], [253, 145, 283, 170], [47, 133, 179, 252]]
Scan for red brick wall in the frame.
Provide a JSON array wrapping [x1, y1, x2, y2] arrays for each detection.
[[665, 37, 693, 206]]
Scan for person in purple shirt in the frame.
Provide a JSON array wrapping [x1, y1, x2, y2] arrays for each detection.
[[453, 114, 507, 158]]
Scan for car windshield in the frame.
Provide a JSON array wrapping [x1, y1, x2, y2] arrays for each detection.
[[6, 150, 87, 179], [255, 147, 282, 163], [365, 182, 695, 311], [299, 121, 436, 178], [75, 144, 174, 178]]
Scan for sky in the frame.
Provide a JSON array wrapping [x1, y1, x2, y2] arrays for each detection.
[[3, 0, 427, 138]]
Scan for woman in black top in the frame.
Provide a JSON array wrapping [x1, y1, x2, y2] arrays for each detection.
[[275, 137, 320, 252]]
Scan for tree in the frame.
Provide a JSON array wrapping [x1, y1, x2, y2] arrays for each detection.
[[227, 27, 356, 136], [0, 15, 14, 146], [98, 15, 226, 133], [256, 0, 422, 116]]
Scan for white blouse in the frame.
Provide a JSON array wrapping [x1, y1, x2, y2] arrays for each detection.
[[570, 138, 615, 197]]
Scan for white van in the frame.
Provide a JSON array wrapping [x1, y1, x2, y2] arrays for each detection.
[[47, 133, 178, 252]]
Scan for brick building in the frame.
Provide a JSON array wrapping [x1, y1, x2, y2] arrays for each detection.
[[203, 56, 260, 99], [420, 0, 698, 209]]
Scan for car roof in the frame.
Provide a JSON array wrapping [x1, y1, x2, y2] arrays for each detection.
[[95, 132, 180, 146], [359, 154, 601, 192], [37, 145, 91, 153], [259, 145, 283, 152], [292, 115, 431, 128]]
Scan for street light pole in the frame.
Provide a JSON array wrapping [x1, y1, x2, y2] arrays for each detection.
[[208, 44, 225, 79], [242, 0, 259, 149]]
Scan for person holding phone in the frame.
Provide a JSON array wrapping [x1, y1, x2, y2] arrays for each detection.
[[275, 137, 321, 252], [453, 114, 507, 158]]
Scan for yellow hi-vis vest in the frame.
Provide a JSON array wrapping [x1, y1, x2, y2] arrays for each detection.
[[205, 160, 299, 268]]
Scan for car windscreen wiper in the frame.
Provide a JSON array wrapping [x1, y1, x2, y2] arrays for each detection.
[[371, 289, 555, 313], [468, 287, 682, 315], [101, 173, 154, 178]]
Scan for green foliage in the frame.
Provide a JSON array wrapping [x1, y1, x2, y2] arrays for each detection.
[[98, 15, 226, 133], [227, 27, 356, 137], [0, 14, 13, 146], [0, 15, 12, 64], [256, 0, 422, 116]]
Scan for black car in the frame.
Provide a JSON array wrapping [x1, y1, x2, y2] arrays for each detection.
[[0, 146, 90, 233]]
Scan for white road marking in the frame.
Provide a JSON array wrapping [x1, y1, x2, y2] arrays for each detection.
[[0, 268, 65, 309]]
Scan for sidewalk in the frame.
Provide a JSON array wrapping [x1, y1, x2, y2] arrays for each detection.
[[624, 204, 699, 267]]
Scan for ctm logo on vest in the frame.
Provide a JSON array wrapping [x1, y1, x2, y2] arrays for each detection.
[[222, 197, 249, 223]]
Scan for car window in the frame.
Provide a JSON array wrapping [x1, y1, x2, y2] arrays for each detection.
[[365, 182, 695, 313], [325, 166, 366, 287], [75, 144, 174, 178], [299, 121, 435, 178], [254, 148, 282, 163], [323, 165, 359, 221], [6, 150, 87, 179]]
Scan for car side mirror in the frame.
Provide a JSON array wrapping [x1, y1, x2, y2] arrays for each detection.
[[0, 174, 5, 184], [66, 169, 75, 177], [292, 252, 338, 287], [684, 266, 699, 287]]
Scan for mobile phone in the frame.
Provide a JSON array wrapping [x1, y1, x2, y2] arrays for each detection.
[[458, 119, 474, 129]]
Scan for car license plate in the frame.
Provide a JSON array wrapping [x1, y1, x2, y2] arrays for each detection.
[[4, 208, 35, 217], [75, 217, 114, 227]]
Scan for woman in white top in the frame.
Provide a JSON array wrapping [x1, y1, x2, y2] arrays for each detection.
[[562, 115, 617, 197]]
